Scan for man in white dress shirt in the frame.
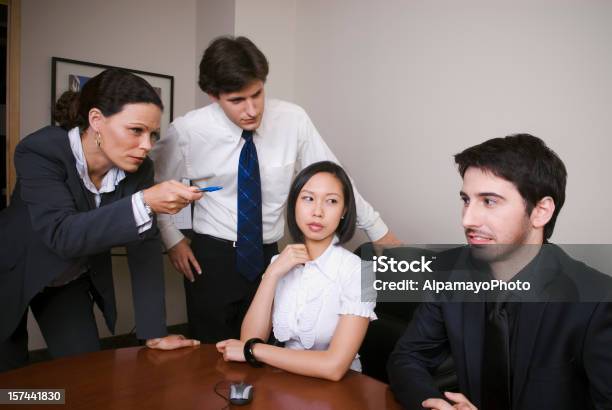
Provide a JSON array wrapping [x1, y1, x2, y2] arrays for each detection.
[[150, 36, 399, 343]]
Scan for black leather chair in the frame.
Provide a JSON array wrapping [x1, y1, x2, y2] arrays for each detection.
[[356, 243, 458, 391]]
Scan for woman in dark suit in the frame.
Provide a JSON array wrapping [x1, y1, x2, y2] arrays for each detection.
[[0, 69, 203, 371]]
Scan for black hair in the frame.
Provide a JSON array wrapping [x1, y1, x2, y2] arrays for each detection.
[[198, 36, 269, 97], [287, 161, 357, 245], [53, 68, 163, 130], [454, 133, 567, 239]]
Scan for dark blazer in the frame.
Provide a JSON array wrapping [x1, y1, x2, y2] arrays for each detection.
[[387, 245, 612, 410], [0, 126, 167, 342]]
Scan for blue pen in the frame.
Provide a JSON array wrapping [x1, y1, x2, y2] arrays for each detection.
[[198, 186, 223, 192]]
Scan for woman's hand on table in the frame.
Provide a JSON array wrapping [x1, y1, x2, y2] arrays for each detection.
[[216, 339, 246, 362], [146, 334, 200, 350]]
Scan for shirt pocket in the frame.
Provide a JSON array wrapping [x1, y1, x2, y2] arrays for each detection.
[[260, 162, 295, 209]]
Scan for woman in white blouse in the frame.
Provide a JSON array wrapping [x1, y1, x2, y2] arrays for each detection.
[[216, 161, 376, 381]]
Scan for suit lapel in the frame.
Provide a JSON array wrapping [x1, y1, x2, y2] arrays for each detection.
[[77, 179, 96, 210], [512, 245, 561, 404], [58, 135, 95, 211]]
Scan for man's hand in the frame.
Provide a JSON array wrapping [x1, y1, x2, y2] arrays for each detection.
[[372, 230, 402, 256], [373, 230, 402, 246], [168, 239, 201, 282], [146, 334, 200, 350], [215, 339, 246, 362], [422, 392, 477, 410], [143, 180, 203, 214]]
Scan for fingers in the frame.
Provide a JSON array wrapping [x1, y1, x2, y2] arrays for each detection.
[[172, 253, 194, 282], [149, 335, 201, 351], [443, 392, 476, 409], [292, 253, 310, 265], [285, 244, 311, 261], [169, 253, 183, 274], [175, 188, 203, 202], [188, 253, 202, 275], [182, 266, 195, 283], [290, 247, 309, 256], [176, 251, 194, 280], [146, 338, 161, 348], [168, 180, 203, 201], [286, 244, 308, 253], [176, 338, 200, 348], [168, 241, 200, 282], [422, 398, 451, 410], [146, 181, 203, 214], [161, 335, 200, 350], [216, 340, 236, 358], [422, 393, 475, 410], [373, 231, 402, 246], [443, 392, 466, 401]]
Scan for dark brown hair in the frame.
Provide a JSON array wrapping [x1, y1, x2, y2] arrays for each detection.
[[53, 68, 163, 130], [198, 36, 269, 97], [287, 161, 357, 245], [455, 133, 567, 240]]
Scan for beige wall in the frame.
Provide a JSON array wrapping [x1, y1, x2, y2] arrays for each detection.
[[284, 0, 612, 246], [195, 0, 236, 108], [20, 0, 199, 137], [235, 0, 297, 102]]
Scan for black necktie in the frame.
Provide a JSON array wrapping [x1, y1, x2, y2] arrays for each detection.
[[235, 130, 264, 281], [481, 301, 512, 410]]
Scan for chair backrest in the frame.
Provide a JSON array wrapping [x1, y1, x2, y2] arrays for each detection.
[[355, 243, 458, 390]]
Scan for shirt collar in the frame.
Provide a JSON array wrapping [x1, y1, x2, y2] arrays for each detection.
[[305, 236, 341, 280], [68, 127, 126, 195], [212, 99, 269, 140], [466, 244, 554, 301], [212, 102, 245, 139]]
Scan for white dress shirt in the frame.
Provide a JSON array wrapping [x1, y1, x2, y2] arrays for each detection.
[[68, 127, 151, 233], [150, 99, 388, 250], [272, 237, 377, 372]]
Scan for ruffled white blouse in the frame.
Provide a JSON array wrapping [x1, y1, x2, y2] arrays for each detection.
[[272, 237, 377, 371]]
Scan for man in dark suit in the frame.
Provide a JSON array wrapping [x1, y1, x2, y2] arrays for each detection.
[[387, 134, 612, 409]]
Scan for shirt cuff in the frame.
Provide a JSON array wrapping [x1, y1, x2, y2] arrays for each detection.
[[131, 192, 153, 234], [339, 301, 378, 321], [364, 218, 389, 242], [159, 222, 185, 250]]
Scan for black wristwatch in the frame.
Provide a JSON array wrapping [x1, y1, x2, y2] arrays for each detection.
[[243, 338, 265, 368]]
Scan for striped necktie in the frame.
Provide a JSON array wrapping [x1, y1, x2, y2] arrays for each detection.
[[236, 129, 264, 281]]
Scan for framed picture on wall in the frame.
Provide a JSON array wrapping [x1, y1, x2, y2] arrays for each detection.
[[51, 57, 174, 137]]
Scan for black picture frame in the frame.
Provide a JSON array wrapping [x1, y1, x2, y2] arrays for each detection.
[[51, 57, 174, 135]]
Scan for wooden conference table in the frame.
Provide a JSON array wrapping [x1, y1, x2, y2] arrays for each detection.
[[0, 344, 401, 409]]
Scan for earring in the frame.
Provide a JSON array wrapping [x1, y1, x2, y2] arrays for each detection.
[[341, 215, 345, 219], [95, 131, 102, 147]]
